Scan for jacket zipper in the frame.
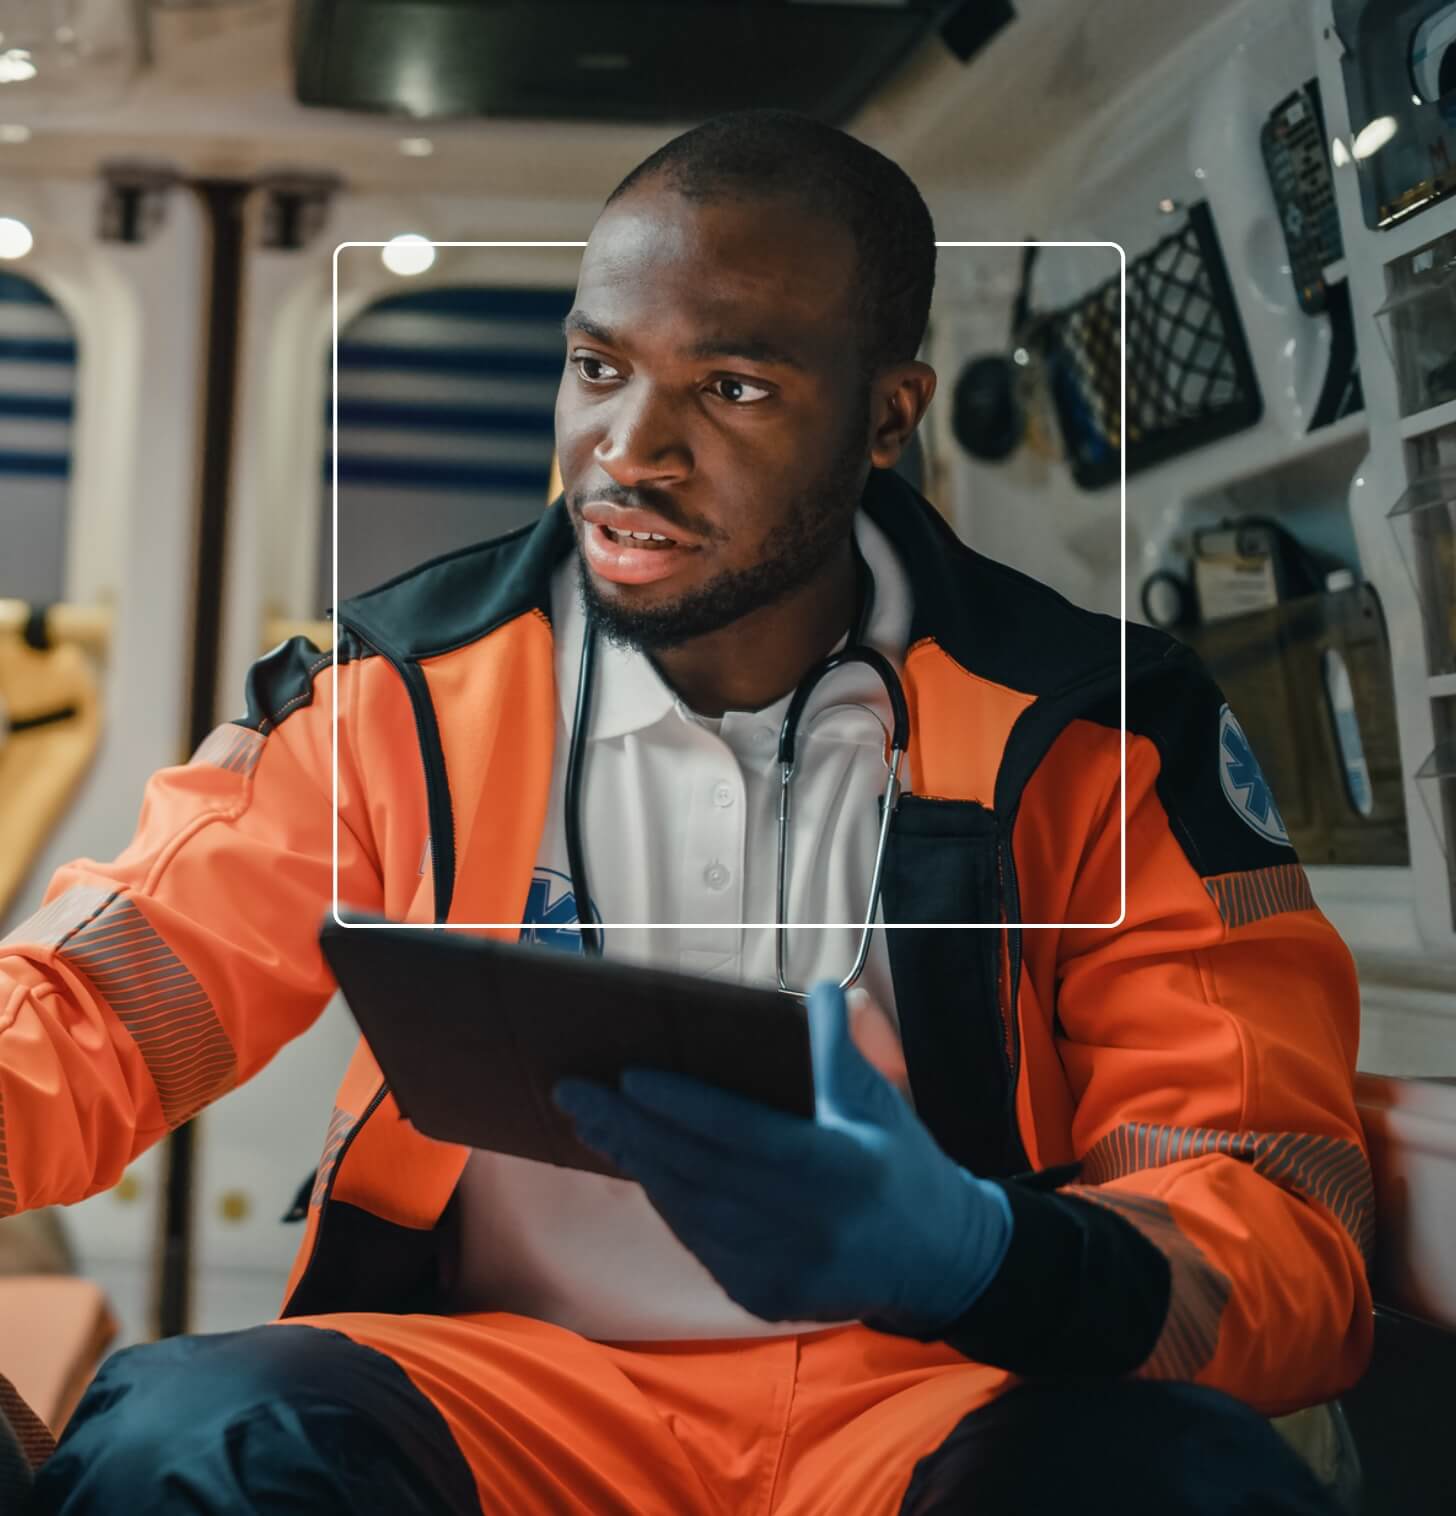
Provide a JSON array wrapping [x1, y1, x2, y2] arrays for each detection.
[[282, 1078, 388, 1314], [284, 621, 454, 1313], [995, 826, 1029, 1173], [395, 659, 457, 923], [333, 621, 458, 922]]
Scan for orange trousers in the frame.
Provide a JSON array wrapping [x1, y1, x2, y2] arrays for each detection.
[[286, 1311, 1011, 1515]]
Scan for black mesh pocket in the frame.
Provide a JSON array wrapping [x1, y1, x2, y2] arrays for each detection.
[[1046, 201, 1263, 489]]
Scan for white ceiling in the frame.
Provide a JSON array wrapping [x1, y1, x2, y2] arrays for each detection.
[[0, 0, 1242, 202]]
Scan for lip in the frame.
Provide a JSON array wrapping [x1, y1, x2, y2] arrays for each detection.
[[577, 500, 701, 587], [581, 520, 697, 585], [580, 501, 702, 547]]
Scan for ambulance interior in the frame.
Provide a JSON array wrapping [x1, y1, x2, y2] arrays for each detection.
[[0, 0, 1454, 1510]]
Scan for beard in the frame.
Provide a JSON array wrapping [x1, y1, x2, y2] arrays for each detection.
[[575, 405, 870, 655]]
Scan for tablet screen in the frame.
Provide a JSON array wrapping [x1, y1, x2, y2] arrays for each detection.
[[320, 916, 815, 1177]]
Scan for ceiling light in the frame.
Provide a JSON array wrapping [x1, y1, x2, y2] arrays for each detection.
[[381, 233, 435, 277], [0, 216, 34, 259], [1331, 135, 1351, 167], [0, 122, 30, 143], [398, 137, 434, 158], [0, 47, 36, 83]]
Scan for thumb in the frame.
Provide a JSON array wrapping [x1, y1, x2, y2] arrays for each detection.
[[808, 980, 899, 1123], [848, 987, 910, 1093]]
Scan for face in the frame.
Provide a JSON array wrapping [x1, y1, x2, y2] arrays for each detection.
[[555, 182, 874, 651]]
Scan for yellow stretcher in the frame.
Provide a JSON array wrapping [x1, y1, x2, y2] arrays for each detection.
[[0, 601, 106, 923]]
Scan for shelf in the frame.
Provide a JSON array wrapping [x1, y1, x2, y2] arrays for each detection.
[[1272, 410, 1370, 469], [1375, 192, 1456, 266], [1400, 398, 1456, 441], [1179, 411, 1368, 505]]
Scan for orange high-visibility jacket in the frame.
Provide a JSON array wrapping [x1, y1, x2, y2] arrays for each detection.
[[0, 473, 1372, 1414]]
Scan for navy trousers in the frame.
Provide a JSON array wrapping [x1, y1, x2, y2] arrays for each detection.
[[31, 1325, 1341, 1515]]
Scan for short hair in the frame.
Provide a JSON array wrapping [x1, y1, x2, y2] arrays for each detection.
[[605, 109, 936, 380]]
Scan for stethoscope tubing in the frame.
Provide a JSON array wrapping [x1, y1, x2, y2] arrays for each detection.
[[773, 645, 908, 998], [565, 549, 907, 996]]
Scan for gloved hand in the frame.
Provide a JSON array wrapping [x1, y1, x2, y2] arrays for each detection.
[[846, 986, 910, 1096], [552, 980, 1013, 1335]]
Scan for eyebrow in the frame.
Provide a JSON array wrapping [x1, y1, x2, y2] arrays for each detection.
[[562, 311, 806, 371]]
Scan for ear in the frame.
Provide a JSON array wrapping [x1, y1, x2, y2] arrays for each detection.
[[868, 360, 937, 471]]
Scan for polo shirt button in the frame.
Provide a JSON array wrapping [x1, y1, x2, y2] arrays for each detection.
[[703, 862, 731, 890], [713, 782, 735, 808]]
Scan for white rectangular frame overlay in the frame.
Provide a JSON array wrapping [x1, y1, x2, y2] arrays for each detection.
[[331, 239, 1127, 931]]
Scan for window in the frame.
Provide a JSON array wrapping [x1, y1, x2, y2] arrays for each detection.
[[0, 270, 77, 602], [322, 284, 572, 608]]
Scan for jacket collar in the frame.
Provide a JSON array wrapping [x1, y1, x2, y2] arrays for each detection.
[[340, 469, 1120, 674], [338, 468, 1176, 820]]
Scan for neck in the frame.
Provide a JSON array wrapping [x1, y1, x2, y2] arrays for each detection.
[[651, 541, 858, 718]]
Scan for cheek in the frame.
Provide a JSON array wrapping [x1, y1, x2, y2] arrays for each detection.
[[554, 392, 596, 467]]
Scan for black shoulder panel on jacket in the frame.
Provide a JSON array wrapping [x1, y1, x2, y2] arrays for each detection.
[[865, 471, 1182, 822], [1076, 642, 1302, 878], [336, 506, 574, 662], [238, 629, 368, 734], [865, 469, 1170, 704]]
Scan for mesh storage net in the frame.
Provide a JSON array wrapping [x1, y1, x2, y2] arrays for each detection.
[[1045, 201, 1263, 489]]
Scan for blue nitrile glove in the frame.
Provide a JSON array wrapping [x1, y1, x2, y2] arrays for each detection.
[[551, 979, 1013, 1334]]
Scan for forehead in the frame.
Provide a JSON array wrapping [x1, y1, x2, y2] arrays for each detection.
[[573, 185, 859, 362]]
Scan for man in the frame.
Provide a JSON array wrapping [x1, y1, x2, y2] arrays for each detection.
[[5, 111, 1367, 1514]]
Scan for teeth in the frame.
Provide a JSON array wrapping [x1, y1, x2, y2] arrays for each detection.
[[605, 526, 673, 544]]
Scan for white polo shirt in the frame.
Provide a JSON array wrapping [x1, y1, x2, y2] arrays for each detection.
[[446, 509, 914, 1339]]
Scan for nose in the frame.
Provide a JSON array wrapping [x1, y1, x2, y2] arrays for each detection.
[[592, 383, 690, 487]]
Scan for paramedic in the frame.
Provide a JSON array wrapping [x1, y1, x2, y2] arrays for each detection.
[[8, 111, 1368, 1515]]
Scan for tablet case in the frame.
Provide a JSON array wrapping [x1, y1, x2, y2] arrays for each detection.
[[319, 916, 815, 1179]]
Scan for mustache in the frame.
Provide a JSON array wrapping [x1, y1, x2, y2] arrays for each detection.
[[567, 485, 721, 543]]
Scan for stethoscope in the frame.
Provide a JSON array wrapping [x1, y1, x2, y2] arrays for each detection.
[[565, 550, 911, 998]]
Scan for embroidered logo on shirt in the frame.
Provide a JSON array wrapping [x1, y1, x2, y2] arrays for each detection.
[[520, 866, 595, 952], [1217, 704, 1290, 847]]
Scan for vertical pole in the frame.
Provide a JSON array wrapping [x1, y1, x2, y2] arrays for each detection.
[[154, 177, 250, 1341]]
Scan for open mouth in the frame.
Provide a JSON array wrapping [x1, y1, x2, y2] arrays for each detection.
[[600, 526, 677, 549], [583, 520, 697, 585]]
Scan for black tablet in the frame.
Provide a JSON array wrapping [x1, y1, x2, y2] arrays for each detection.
[[319, 914, 815, 1180]]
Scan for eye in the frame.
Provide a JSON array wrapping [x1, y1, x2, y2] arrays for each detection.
[[572, 355, 621, 384], [710, 376, 772, 404]]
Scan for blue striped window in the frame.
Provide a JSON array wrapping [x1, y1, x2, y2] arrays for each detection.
[[0, 271, 77, 602], [322, 284, 573, 609]]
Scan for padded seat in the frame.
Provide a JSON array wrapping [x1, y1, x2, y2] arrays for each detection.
[[1344, 1073, 1456, 1514], [0, 1276, 116, 1436]]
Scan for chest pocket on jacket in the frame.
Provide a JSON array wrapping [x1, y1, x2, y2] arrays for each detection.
[[880, 795, 1026, 1177]]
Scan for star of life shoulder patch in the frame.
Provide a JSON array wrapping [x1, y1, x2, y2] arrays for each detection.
[[1216, 704, 1291, 848], [519, 866, 595, 952]]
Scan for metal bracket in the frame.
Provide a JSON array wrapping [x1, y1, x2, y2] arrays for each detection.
[[97, 158, 181, 245], [256, 170, 343, 251]]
